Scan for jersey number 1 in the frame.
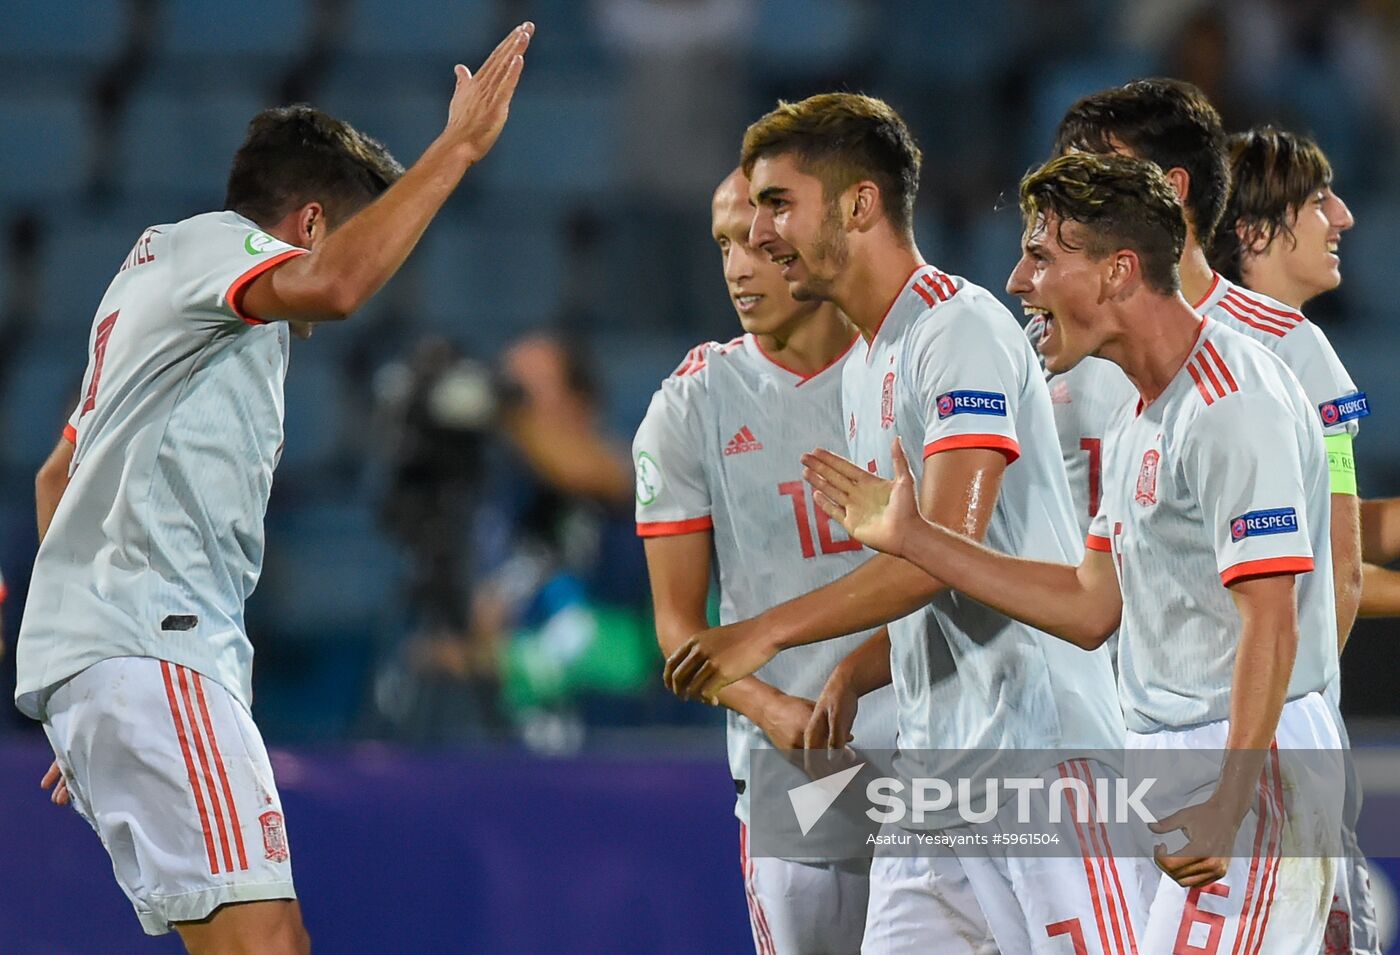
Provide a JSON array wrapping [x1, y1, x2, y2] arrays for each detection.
[[1079, 437, 1102, 519], [81, 310, 119, 415], [778, 481, 862, 559]]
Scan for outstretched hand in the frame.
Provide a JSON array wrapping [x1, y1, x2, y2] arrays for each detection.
[[802, 438, 922, 558], [41, 760, 70, 807], [444, 22, 535, 164]]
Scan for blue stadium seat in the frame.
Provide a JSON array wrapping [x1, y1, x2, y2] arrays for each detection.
[[1340, 194, 1399, 324], [281, 352, 349, 474], [964, 206, 1026, 311], [752, 0, 866, 75], [157, 0, 311, 62], [0, 94, 88, 207], [0, 345, 82, 477], [120, 90, 270, 201], [414, 215, 566, 348], [474, 82, 620, 198], [876, 0, 1021, 87], [0, 2, 125, 63], [340, 0, 497, 60], [38, 205, 165, 341], [257, 500, 400, 639]]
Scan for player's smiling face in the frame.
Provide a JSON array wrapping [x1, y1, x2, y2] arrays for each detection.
[[748, 153, 849, 302], [1252, 186, 1354, 304], [712, 171, 819, 336], [1007, 213, 1107, 374]]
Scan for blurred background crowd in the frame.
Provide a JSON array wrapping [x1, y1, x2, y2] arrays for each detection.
[[1, 0, 1398, 750]]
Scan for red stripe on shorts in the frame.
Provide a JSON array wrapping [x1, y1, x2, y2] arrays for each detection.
[[1059, 762, 1116, 955], [193, 672, 249, 870], [161, 661, 220, 874], [176, 665, 235, 873]]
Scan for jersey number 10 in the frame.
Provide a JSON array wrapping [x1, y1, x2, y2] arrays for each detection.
[[778, 481, 863, 559]]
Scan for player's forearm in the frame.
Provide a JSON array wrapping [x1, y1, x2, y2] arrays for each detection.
[[897, 521, 1118, 647], [35, 440, 74, 544], [655, 612, 784, 723], [762, 554, 942, 652], [1216, 607, 1296, 817], [832, 630, 894, 698], [1360, 497, 1400, 565], [271, 137, 475, 319], [1330, 494, 1362, 650], [1359, 563, 1400, 618]]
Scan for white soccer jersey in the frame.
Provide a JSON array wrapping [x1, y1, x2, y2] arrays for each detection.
[[1199, 273, 1367, 437], [633, 334, 897, 823], [1089, 319, 1338, 733], [16, 211, 306, 719], [844, 265, 1124, 819]]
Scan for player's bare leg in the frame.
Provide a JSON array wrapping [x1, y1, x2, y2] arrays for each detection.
[[175, 899, 310, 955]]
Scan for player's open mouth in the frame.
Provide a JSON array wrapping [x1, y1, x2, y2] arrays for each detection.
[[1024, 305, 1055, 351], [772, 252, 799, 276], [735, 294, 763, 313], [1326, 237, 1340, 262]]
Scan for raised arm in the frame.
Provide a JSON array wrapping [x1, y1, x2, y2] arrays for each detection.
[[644, 532, 813, 746], [240, 24, 533, 323], [664, 444, 1008, 702]]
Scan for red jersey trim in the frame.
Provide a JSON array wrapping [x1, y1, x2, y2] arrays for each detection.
[[755, 333, 860, 386], [62, 423, 77, 444], [636, 516, 714, 538], [923, 433, 1021, 464], [224, 248, 308, 326], [1192, 272, 1222, 311], [866, 265, 932, 361], [1139, 317, 1209, 416], [1220, 556, 1315, 587], [0, 581, 8, 604], [1085, 534, 1112, 553]]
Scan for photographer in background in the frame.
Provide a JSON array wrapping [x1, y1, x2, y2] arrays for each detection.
[[372, 333, 652, 744]]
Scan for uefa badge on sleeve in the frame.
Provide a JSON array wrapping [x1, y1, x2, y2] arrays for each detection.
[[260, 810, 289, 863]]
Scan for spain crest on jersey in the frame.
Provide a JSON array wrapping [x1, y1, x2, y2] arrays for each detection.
[[881, 372, 896, 429], [1135, 449, 1159, 506], [260, 810, 289, 863]]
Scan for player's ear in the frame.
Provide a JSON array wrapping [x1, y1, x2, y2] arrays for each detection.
[[1105, 248, 1138, 298], [1163, 167, 1190, 209], [850, 181, 881, 230], [296, 202, 327, 244]]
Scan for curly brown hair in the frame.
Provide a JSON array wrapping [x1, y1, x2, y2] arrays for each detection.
[[1019, 152, 1186, 295], [740, 92, 922, 240], [1208, 126, 1333, 283]]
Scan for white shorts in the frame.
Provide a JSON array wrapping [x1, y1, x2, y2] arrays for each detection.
[[740, 822, 871, 954], [43, 656, 296, 935], [1129, 692, 1343, 955], [863, 759, 1155, 955]]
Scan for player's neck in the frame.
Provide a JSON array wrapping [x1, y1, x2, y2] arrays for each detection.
[[1104, 294, 1206, 405], [1178, 234, 1216, 307], [755, 306, 856, 375], [1240, 260, 1307, 311], [836, 241, 924, 340]]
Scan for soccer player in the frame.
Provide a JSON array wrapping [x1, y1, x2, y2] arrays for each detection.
[[1050, 79, 1365, 654], [1210, 124, 1385, 955], [635, 167, 897, 954], [17, 24, 533, 953], [805, 151, 1343, 953], [665, 94, 1136, 955]]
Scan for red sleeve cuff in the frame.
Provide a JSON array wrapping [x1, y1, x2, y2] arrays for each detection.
[[1220, 556, 1314, 587], [62, 423, 77, 444], [923, 433, 1020, 464], [636, 516, 714, 538], [1085, 534, 1112, 553], [225, 248, 308, 325], [0, 582, 8, 604]]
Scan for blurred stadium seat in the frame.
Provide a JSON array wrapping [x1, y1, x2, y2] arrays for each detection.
[[155, 0, 311, 64], [120, 89, 271, 203], [0, 94, 88, 208], [0, 344, 81, 478], [0, 2, 124, 68], [341, 0, 497, 60]]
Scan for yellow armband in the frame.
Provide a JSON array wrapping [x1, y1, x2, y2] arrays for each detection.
[[1325, 432, 1357, 495]]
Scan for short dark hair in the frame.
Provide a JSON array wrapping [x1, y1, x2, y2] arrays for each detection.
[[1208, 126, 1333, 283], [740, 92, 922, 239], [1019, 152, 1186, 295], [224, 105, 404, 228], [1052, 78, 1229, 247]]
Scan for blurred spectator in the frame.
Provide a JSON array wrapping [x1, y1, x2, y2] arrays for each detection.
[[371, 334, 654, 744]]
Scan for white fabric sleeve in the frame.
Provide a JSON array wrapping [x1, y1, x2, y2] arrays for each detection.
[[911, 297, 1025, 463], [1279, 322, 1366, 438], [633, 373, 712, 537], [1087, 507, 1112, 554], [1184, 391, 1315, 586], [168, 215, 307, 326]]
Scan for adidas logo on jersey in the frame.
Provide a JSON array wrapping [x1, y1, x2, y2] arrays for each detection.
[[724, 426, 764, 456]]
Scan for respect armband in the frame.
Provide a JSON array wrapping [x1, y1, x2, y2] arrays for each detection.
[[1326, 432, 1357, 496]]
